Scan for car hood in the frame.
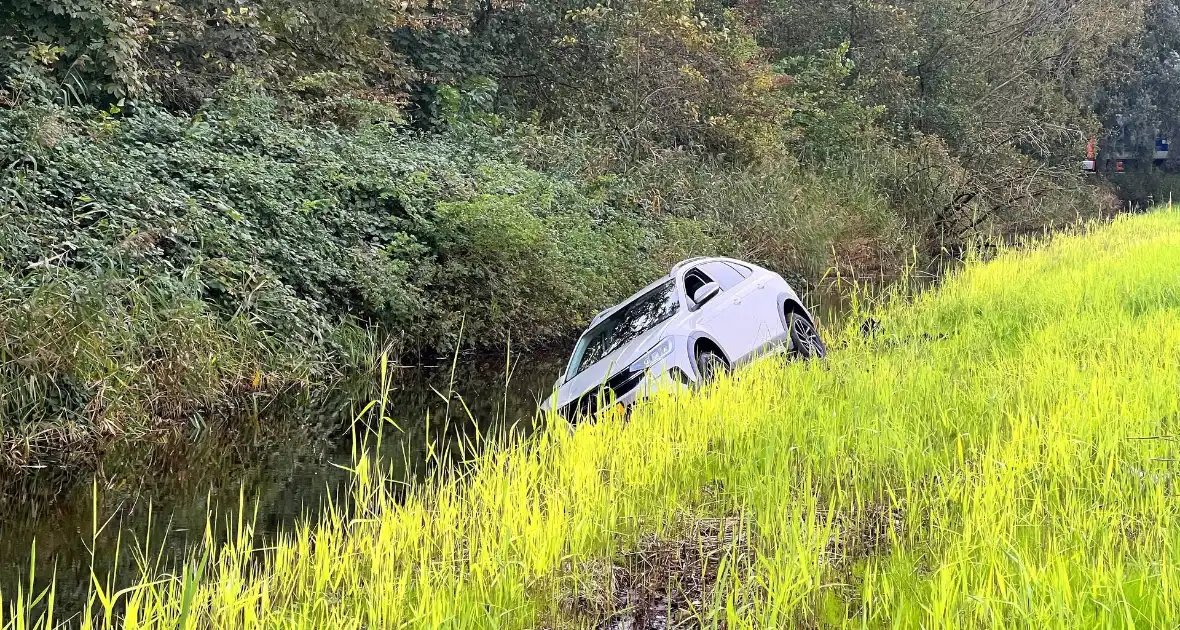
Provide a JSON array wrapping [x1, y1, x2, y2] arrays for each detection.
[[549, 318, 681, 411]]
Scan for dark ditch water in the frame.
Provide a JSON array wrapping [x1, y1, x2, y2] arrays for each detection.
[[0, 353, 565, 612], [0, 286, 857, 613]]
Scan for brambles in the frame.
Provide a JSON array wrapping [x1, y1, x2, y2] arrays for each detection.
[[0, 93, 664, 444]]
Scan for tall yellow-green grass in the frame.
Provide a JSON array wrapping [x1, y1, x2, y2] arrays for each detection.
[[5, 210, 1180, 628]]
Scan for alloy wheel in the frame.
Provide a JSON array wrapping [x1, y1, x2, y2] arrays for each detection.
[[789, 315, 828, 359]]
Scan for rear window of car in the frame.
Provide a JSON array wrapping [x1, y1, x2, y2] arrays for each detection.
[[566, 280, 680, 379]]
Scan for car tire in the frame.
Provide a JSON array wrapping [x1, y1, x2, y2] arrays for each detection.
[[696, 348, 729, 384], [787, 313, 828, 359]]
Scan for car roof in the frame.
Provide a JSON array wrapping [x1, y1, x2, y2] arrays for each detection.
[[668, 256, 711, 274], [586, 257, 748, 327], [669, 255, 752, 275]]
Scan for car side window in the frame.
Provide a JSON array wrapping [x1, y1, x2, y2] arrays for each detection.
[[683, 267, 715, 300], [700, 262, 744, 291]]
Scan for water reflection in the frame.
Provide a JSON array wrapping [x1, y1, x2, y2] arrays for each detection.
[[0, 352, 564, 613]]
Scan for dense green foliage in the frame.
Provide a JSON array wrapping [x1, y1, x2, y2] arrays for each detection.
[[1092, 0, 1180, 203], [0, 95, 667, 437], [1096, 0, 1180, 146], [0, 0, 1159, 439]]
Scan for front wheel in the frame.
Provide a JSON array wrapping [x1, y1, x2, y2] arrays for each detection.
[[696, 349, 729, 384], [788, 314, 828, 359]]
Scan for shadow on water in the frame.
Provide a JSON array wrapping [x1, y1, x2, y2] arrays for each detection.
[[0, 283, 862, 615]]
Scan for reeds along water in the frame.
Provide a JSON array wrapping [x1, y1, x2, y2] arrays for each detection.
[[6, 210, 1180, 629]]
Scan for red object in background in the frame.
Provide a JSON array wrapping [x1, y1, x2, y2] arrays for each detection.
[[1086, 137, 1096, 160], [1115, 160, 1125, 172]]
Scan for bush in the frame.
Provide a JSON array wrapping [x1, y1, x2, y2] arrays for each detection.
[[1109, 167, 1180, 210], [0, 88, 702, 437]]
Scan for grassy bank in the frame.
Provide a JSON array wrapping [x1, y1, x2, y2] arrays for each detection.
[[7, 211, 1180, 627]]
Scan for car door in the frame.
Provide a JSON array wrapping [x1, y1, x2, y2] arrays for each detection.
[[684, 262, 762, 364], [719, 261, 787, 352], [699, 261, 783, 359]]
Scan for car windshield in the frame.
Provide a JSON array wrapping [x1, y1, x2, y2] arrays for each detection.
[[566, 280, 680, 379]]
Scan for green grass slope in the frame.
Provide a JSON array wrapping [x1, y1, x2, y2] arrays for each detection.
[[8, 210, 1180, 628]]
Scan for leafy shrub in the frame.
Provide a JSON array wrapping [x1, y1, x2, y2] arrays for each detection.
[[0, 84, 714, 434]]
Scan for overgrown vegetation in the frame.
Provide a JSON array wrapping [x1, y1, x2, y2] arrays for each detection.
[[0, 0, 1159, 440], [7, 208, 1180, 628]]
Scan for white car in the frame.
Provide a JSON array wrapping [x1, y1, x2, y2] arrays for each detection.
[[545, 257, 826, 419]]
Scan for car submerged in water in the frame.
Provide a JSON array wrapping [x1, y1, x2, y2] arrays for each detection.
[[543, 256, 827, 419]]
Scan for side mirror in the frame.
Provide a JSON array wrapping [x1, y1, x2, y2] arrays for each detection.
[[691, 282, 720, 310]]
